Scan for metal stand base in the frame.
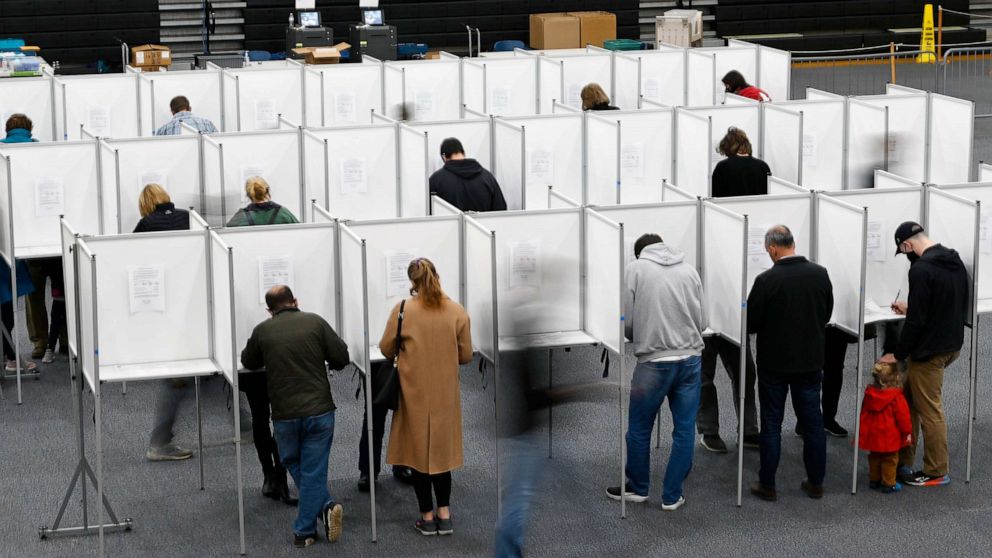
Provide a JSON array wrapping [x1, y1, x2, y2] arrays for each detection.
[[39, 456, 130, 541], [40, 520, 133, 539]]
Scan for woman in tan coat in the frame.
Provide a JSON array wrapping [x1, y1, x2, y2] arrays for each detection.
[[379, 258, 472, 537]]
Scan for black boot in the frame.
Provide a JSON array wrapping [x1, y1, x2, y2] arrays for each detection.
[[393, 465, 415, 485], [275, 473, 298, 506], [358, 473, 371, 493], [262, 472, 279, 500]]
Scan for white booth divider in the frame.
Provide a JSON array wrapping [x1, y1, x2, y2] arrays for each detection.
[[768, 176, 809, 195], [493, 119, 525, 210], [202, 130, 304, 225], [584, 209, 624, 353], [56, 74, 140, 139], [614, 50, 686, 109], [930, 182, 992, 302], [806, 88, 844, 101], [686, 50, 716, 107], [59, 220, 79, 357], [690, 104, 762, 166], [928, 93, 974, 184], [303, 64, 383, 127], [875, 169, 919, 189], [857, 93, 928, 182], [758, 45, 791, 102], [537, 57, 563, 114], [610, 108, 675, 204], [675, 108, 711, 197], [222, 65, 304, 132], [662, 180, 697, 202], [701, 201, 747, 345], [981, 163, 992, 182], [815, 194, 867, 334], [498, 113, 584, 209], [302, 125, 399, 220], [101, 135, 202, 233], [548, 187, 581, 209], [139, 69, 223, 135], [586, 114, 620, 206], [761, 104, 801, 183], [558, 53, 613, 110], [430, 194, 463, 216], [398, 124, 429, 217], [593, 200, 699, 270], [464, 216, 498, 364], [886, 83, 926, 96], [462, 57, 539, 116], [846, 98, 887, 189], [0, 76, 57, 141], [0, 141, 102, 258], [410, 118, 492, 177], [383, 59, 462, 122], [763, 99, 845, 189]]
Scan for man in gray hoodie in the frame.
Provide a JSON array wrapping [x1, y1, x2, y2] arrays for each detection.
[[606, 233, 707, 511]]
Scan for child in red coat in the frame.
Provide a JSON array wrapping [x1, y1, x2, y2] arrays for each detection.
[[859, 362, 912, 493]]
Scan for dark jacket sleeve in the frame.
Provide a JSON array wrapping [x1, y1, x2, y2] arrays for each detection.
[[240, 327, 263, 370], [894, 266, 930, 360], [711, 160, 729, 198], [487, 171, 508, 211], [823, 272, 835, 326], [378, 303, 401, 360], [322, 319, 350, 370], [746, 274, 766, 335], [133, 218, 148, 234]]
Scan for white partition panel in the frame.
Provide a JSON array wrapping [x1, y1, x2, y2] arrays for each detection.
[[981, 163, 992, 182], [847, 99, 887, 189], [493, 120, 524, 210], [222, 71, 238, 132], [464, 58, 539, 116], [611, 109, 674, 204], [762, 105, 801, 183], [504, 114, 584, 209], [60, 220, 78, 354], [59, 74, 140, 139], [76, 240, 96, 390], [209, 232, 236, 382], [787, 99, 845, 190], [806, 88, 843, 101], [594, 201, 699, 269], [816, 195, 866, 333], [858, 94, 928, 182], [462, 62, 485, 114], [875, 169, 919, 190], [383, 60, 462, 122], [586, 115, 620, 206], [711, 47, 759, 105], [702, 202, 746, 343], [691, 104, 762, 168], [411, 119, 491, 177], [758, 45, 791, 102], [929, 94, 974, 184], [2, 141, 101, 257], [614, 54, 640, 111], [675, 109, 711, 197], [103, 135, 202, 233], [714, 193, 813, 291], [304, 64, 383, 127], [339, 227, 368, 370], [538, 57, 564, 114], [561, 54, 613, 110], [349, 217, 461, 344], [927, 188, 978, 310], [399, 124, 429, 217], [202, 138, 222, 225], [686, 51, 715, 107], [886, 84, 926, 96], [464, 218, 497, 362], [225, 67, 304, 131], [305, 125, 398, 221], [932, 183, 992, 300], [584, 210, 623, 353], [0, 77, 56, 141], [139, 70, 223, 135], [768, 176, 809, 195], [472, 209, 582, 336], [619, 50, 686, 109]]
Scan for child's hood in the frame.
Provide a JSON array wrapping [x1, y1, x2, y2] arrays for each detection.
[[863, 385, 904, 412]]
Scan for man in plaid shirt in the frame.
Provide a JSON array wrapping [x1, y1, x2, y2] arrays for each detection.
[[154, 95, 218, 136]]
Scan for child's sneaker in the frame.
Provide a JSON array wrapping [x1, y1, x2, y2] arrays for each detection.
[[868, 480, 881, 490], [881, 482, 903, 494]]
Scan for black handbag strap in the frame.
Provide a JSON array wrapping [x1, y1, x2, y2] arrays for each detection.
[[393, 300, 406, 362]]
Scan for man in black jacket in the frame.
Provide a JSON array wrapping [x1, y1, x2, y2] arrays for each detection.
[[881, 221, 969, 488], [747, 226, 833, 501], [429, 137, 507, 212]]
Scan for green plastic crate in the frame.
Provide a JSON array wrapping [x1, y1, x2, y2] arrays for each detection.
[[604, 39, 643, 51]]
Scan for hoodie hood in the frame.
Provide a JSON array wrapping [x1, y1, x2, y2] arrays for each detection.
[[863, 385, 903, 412], [443, 158, 484, 179], [638, 243, 685, 267], [918, 244, 963, 272]]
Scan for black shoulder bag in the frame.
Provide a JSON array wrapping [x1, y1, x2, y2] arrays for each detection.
[[371, 300, 405, 410]]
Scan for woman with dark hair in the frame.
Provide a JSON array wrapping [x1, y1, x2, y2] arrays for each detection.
[[379, 258, 472, 537], [722, 70, 770, 102], [711, 127, 771, 198]]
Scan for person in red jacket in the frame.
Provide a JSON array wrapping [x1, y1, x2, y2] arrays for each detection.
[[859, 362, 912, 493], [722, 70, 770, 102]]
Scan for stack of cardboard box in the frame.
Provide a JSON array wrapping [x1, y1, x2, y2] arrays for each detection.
[[291, 42, 351, 64], [529, 11, 617, 50], [131, 44, 172, 72]]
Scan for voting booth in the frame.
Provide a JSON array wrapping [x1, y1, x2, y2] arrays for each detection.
[[383, 59, 462, 122], [686, 47, 758, 107], [592, 199, 699, 271], [304, 63, 383, 127], [846, 98, 888, 189], [928, 93, 974, 184], [55, 74, 140, 139], [0, 76, 58, 142], [585, 108, 675, 205], [409, 118, 492, 178], [201, 129, 304, 225], [462, 57, 539, 116], [614, 49, 686, 109], [674, 104, 760, 196], [222, 64, 304, 132], [727, 39, 792, 103], [138, 69, 223, 135], [529, 51, 613, 113], [398, 123, 430, 217], [761, 99, 845, 189], [493, 113, 584, 210], [856, 92, 928, 183]]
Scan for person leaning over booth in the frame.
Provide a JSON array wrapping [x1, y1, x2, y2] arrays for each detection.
[[722, 70, 770, 102], [880, 221, 969, 488], [428, 138, 507, 213], [226, 176, 299, 227], [379, 258, 472, 536], [580, 83, 619, 111], [747, 225, 833, 502], [241, 285, 350, 549], [154, 95, 218, 136]]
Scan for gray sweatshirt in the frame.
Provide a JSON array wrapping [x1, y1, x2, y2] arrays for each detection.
[[624, 242, 707, 363]]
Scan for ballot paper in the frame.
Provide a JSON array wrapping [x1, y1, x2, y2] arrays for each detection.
[[509, 241, 541, 289], [128, 265, 165, 314], [490, 86, 512, 115], [864, 298, 899, 324], [34, 177, 65, 217], [258, 256, 294, 303], [642, 79, 661, 101], [414, 90, 434, 121], [339, 158, 368, 194], [981, 214, 992, 255], [866, 220, 886, 262], [87, 106, 112, 137], [334, 92, 358, 123], [621, 142, 645, 179], [138, 170, 168, 191], [254, 99, 278, 130], [802, 132, 818, 167], [385, 249, 418, 298], [566, 83, 583, 109], [747, 223, 772, 271], [527, 149, 554, 184]]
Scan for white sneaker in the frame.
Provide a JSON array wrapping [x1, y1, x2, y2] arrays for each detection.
[[662, 496, 686, 511], [42, 349, 55, 364]]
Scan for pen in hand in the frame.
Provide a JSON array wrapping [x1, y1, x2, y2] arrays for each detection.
[[891, 289, 902, 314]]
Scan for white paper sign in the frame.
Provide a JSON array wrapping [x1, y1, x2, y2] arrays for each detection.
[[747, 224, 772, 270], [334, 92, 357, 123], [34, 177, 65, 217], [527, 149, 554, 184], [866, 220, 886, 262], [138, 170, 168, 191], [643, 78, 661, 100], [414, 90, 434, 121], [258, 256, 294, 304], [802, 132, 818, 167], [88, 106, 112, 137], [385, 249, 417, 298], [886, 136, 900, 164], [509, 241, 541, 289], [128, 265, 165, 314], [490, 86, 512, 115], [254, 99, 278, 130], [621, 143, 645, 179], [980, 214, 992, 255], [340, 158, 368, 194], [566, 83, 583, 108]]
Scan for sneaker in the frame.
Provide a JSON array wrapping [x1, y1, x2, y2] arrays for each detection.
[[897, 466, 916, 485], [750, 482, 777, 502], [905, 473, 950, 487], [293, 533, 316, 548], [661, 496, 686, 511], [146, 444, 194, 461], [436, 517, 453, 536], [42, 349, 55, 364], [606, 483, 648, 503], [5, 359, 37, 372], [801, 480, 824, 499], [322, 503, 343, 543], [824, 421, 849, 438], [415, 518, 437, 536], [881, 482, 903, 493], [742, 434, 760, 449], [700, 434, 728, 453], [868, 480, 881, 490]]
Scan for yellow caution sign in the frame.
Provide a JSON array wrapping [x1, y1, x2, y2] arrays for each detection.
[[917, 4, 936, 63]]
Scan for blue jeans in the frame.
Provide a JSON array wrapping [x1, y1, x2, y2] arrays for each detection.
[[758, 371, 826, 488], [625, 356, 702, 505], [273, 411, 336, 536], [493, 435, 545, 558]]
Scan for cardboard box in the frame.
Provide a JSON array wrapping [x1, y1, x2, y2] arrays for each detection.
[[292, 42, 351, 64], [529, 13, 580, 50], [566, 11, 617, 48], [131, 44, 172, 67]]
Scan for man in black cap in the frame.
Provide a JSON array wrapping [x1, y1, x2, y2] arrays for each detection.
[[429, 137, 507, 212], [880, 221, 969, 488]]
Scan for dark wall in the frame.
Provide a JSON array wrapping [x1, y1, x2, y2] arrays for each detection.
[[245, 0, 640, 53], [0, 0, 159, 71]]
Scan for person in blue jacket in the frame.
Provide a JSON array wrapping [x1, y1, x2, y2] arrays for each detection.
[[2, 114, 37, 143]]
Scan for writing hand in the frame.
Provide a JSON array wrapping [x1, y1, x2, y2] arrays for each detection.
[[890, 301, 908, 315]]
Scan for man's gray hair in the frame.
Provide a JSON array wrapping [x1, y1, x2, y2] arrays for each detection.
[[764, 225, 795, 248]]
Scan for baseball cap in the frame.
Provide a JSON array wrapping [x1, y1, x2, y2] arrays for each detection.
[[893, 221, 924, 255]]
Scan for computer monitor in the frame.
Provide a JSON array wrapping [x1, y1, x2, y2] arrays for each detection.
[[298, 10, 321, 28], [362, 8, 384, 26]]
